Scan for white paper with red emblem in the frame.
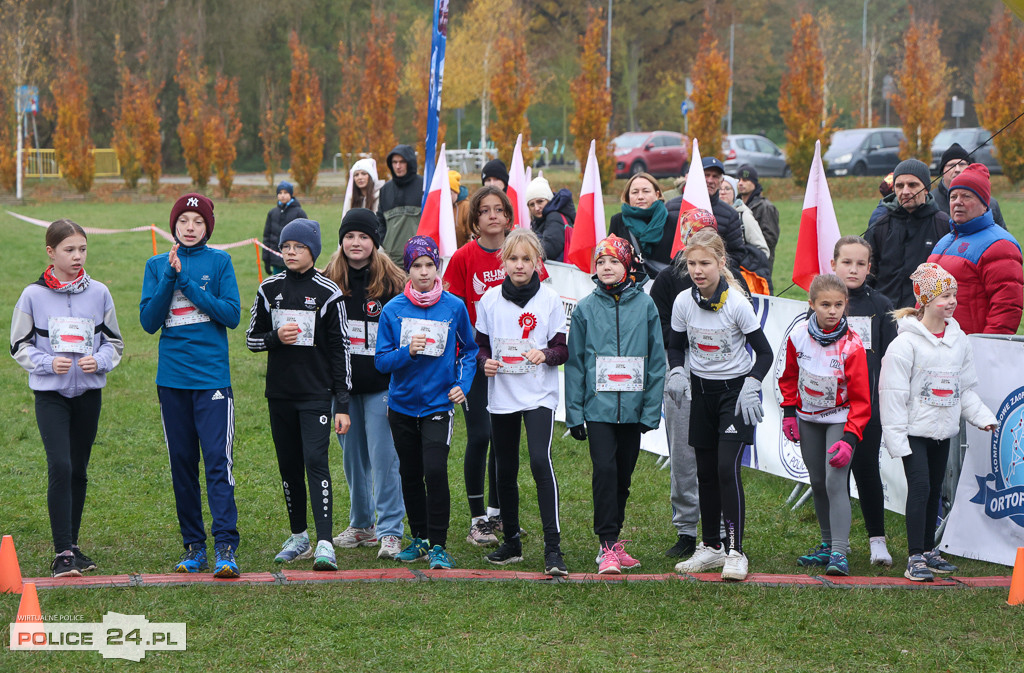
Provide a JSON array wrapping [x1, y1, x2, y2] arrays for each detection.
[[272, 309, 316, 347], [48, 316, 94, 354], [346, 320, 378, 356], [493, 338, 536, 373], [164, 290, 211, 328], [399, 317, 448, 357], [596, 356, 645, 392], [921, 368, 961, 407]]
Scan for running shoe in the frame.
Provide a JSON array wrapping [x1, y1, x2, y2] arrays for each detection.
[[544, 550, 568, 577], [923, 550, 958, 574], [395, 537, 430, 563], [274, 533, 313, 564], [488, 515, 526, 537], [174, 543, 209, 573], [312, 540, 338, 571], [721, 550, 749, 581], [665, 534, 697, 559], [466, 519, 498, 547], [51, 553, 82, 578], [825, 551, 850, 576], [674, 542, 727, 573], [612, 541, 641, 570], [904, 554, 934, 582], [333, 526, 378, 548], [869, 536, 893, 567], [796, 542, 832, 567], [486, 539, 523, 566], [597, 543, 621, 575], [213, 544, 241, 578], [71, 546, 97, 572], [377, 535, 404, 560], [428, 545, 456, 569]]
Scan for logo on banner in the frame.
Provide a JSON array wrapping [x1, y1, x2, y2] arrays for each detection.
[[970, 385, 1024, 527], [770, 310, 810, 480]]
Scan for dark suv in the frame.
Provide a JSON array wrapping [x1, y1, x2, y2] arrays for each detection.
[[823, 128, 904, 176], [613, 131, 690, 178]]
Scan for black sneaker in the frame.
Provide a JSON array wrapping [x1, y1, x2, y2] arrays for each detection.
[[51, 553, 82, 578], [544, 550, 569, 577], [71, 547, 97, 572], [485, 539, 524, 566], [665, 534, 697, 558]]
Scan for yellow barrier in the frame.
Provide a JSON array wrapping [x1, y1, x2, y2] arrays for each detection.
[[22, 148, 121, 179]]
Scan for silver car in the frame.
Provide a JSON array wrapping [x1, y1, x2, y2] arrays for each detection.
[[722, 134, 789, 177]]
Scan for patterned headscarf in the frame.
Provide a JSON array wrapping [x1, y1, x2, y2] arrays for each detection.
[[593, 235, 633, 283], [910, 262, 957, 307], [403, 235, 441, 272], [679, 208, 717, 251]]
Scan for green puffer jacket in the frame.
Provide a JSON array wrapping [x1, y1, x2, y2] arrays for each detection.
[[565, 280, 666, 429]]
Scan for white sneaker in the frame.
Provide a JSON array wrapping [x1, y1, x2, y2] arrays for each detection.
[[869, 536, 892, 567], [674, 542, 727, 573], [377, 535, 403, 560], [721, 550, 749, 581], [333, 526, 378, 548]]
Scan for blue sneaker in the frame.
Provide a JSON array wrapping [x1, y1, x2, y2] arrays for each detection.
[[825, 551, 850, 576], [394, 537, 430, 563], [274, 533, 313, 564], [428, 545, 456, 570], [174, 543, 208, 573], [797, 543, 831, 567], [213, 544, 240, 578]]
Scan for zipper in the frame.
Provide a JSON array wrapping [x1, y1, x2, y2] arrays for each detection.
[[615, 299, 621, 424]]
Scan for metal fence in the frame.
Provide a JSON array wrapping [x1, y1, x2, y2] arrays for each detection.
[[22, 148, 121, 179]]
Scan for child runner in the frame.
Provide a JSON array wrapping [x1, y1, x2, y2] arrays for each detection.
[[475, 229, 568, 576], [670, 228, 772, 582], [375, 236, 478, 570], [779, 273, 871, 576], [323, 208, 408, 559], [880, 263, 997, 581], [140, 193, 241, 578], [12, 219, 123, 578], [565, 235, 666, 575], [247, 219, 351, 571], [831, 236, 897, 566]]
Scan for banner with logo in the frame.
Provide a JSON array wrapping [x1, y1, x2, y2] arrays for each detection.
[[940, 336, 1024, 566]]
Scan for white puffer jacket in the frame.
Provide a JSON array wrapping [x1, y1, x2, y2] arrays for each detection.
[[879, 316, 996, 458]]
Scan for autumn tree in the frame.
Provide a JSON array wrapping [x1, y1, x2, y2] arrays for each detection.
[[445, 0, 505, 149], [780, 14, 835, 186], [211, 74, 241, 197], [335, 40, 364, 166], [975, 7, 1024, 185], [259, 76, 285, 188], [360, 11, 399, 177], [689, 11, 730, 160], [51, 45, 95, 193], [400, 16, 431, 162], [489, 11, 535, 166], [569, 6, 614, 185], [175, 45, 216, 189], [286, 30, 325, 194], [0, 91, 14, 192], [891, 14, 948, 161], [112, 36, 162, 192]]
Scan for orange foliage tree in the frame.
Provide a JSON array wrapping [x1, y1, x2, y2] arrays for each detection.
[[0, 91, 14, 192], [891, 15, 948, 161], [489, 12, 535, 166], [211, 74, 242, 197], [780, 14, 835, 186], [689, 11, 730, 160], [286, 30, 325, 194], [174, 45, 216, 189], [569, 6, 614, 185], [975, 7, 1024, 185], [335, 40, 364, 165], [360, 11, 399, 177], [51, 45, 95, 193], [112, 36, 162, 192], [258, 76, 285, 188]]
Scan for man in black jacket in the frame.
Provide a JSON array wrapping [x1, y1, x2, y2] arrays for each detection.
[[377, 145, 425, 265], [736, 164, 781, 273], [262, 181, 308, 275]]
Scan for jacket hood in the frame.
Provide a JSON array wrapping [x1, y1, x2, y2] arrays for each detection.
[[951, 208, 995, 236], [386, 145, 418, 182], [896, 315, 963, 345], [542, 188, 576, 220], [880, 191, 939, 218]]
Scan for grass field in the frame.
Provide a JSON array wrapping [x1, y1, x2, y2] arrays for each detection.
[[2, 194, 1023, 671]]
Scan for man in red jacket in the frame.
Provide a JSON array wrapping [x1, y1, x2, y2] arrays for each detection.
[[928, 164, 1022, 334]]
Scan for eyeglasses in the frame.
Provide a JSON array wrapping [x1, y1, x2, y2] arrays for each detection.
[[280, 243, 309, 253]]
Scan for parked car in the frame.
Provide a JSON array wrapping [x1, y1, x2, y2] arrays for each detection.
[[930, 127, 1001, 175], [823, 127, 904, 176], [722, 134, 789, 177], [613, 131, 689, 178]]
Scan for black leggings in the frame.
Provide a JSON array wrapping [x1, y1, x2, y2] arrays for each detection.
[[850, 419, 886, 538], [490, 407, 561, 551], [463, 367, 498, 517], [694, 439, 746, 553], [587, 422, 641, 544], [35, 389, 102, 553], [902, 436, 950, 556], [389, 408, 454, 549], [268, 398, 334, 542]]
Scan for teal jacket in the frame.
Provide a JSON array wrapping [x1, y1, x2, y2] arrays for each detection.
[[565, 280, 666, 428]]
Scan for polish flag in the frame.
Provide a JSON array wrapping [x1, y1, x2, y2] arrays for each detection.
[[793, 139, 841, 290], [417, 143, 458, 259], [669, 138, 714, 258], [507, 134, 530, 229], [566, 140, 606, 273]]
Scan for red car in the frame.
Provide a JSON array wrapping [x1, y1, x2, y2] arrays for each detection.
[[613, 131, 690, 178]]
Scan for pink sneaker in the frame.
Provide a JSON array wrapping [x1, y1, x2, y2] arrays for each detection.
[[612, 541, 641, 570], [597, 544, 621, 575]]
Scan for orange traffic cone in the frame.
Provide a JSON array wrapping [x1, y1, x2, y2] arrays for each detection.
[[0, 534, 23, 594], [1008, 547, 1024, 606], [14, 582, 44, 648]]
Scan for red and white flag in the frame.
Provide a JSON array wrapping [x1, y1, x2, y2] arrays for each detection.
[[669, 138, 714, 258], [507, 134, 530, 229], [567, 139, 606, 273], [793, 139, 841, 290], [417, 143, 458, 260]]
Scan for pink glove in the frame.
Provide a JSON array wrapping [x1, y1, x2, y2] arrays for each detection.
[[782, 417, 800, 442], [828, 440, 853, 468]]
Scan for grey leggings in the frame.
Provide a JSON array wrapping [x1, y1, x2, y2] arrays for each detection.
[[799, 420, 853, 556]]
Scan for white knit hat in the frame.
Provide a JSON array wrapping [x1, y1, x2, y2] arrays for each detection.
[[525, 176, 554, 203]]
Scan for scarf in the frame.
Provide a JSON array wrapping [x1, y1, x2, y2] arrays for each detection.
[[403, 277, 443, 307], [808, 315, 849, 347], [598, 275, 635, 299], [43, 266, 90, 294], [501, 272, 541, 308], [692, 277, 729, 312], [619, 200, 668, 256]]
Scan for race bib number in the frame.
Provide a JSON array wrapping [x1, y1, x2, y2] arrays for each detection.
[[689, 327, 731, 362], [921, 369, 960, 407], [48, 316, 94, 354], [799, 369, 838, 406], [493, 338, 536, 374], [273, 309, 316, 347], [165, 290, 211, 328], [400, 318, 448, 357], [346, 320, 378, 356], [848, 316, 872, 350], [596, 356, 645, 392]]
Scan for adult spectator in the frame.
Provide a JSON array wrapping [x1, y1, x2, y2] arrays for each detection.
[[862, 159, 950, 309], [736, 164, 780, 271], [928, 163, 1022, 334], [609, 172, 671, 271], [377, 145, 425, 266], [525, 175, 573, 262], [930, 143, 1005, 229], [481, 158, 509, 191], [867, 172, 895, 227], [262, 182, 307, 275], [722, 175, 769, 259]]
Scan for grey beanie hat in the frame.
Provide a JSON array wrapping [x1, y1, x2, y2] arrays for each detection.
[[893, 159, 930, 187]]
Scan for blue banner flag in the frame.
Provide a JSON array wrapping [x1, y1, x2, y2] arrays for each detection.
[[421, 0, 449, 209]]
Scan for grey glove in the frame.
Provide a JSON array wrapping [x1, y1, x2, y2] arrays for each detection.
[[734, 377, 763, 426], [665, 366, 691, 406]]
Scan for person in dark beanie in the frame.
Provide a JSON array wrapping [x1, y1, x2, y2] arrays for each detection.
[[263, 181, 308, 275], [140, 193, 242, 578], [736, 164, 780, 272], [481, 158, 510, 191], [862, 159, 950, 309], [377, 145, 425, 266], [930, 143, 1005, 228], [247, 218, 352, 571]]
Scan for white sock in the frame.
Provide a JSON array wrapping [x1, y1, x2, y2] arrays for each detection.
[[487, 507, 501, 518], [472, 515, 487, 525]]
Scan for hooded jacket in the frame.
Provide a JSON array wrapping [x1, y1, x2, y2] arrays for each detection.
[[742, 185, 780, 269], [931, 181, 1005, 229], [262, 197, 308, 270], [879, 316, 996, 458], [532, 188, 576, 262], [377, 145, 425, 266]]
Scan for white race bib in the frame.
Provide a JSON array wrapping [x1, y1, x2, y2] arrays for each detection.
[[346, 320, 378, 356], [48, 316, 94, 354], [689, 327, 732, 362], [921, 369, 960, 407], [493, 338, 536, 374], [848, 316, 872, 350], [400, 317, 448, 357], [273, 308, 317, 347], [164, 290, 211, 328], [799, 369, 839, 405], [596, 356, 645, 392]]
